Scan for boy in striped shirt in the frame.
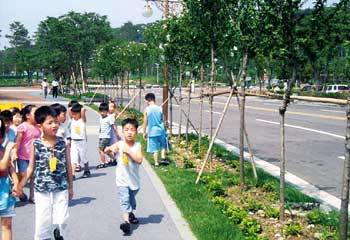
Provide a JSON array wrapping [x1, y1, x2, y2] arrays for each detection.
[[97, 102, 116, 169]]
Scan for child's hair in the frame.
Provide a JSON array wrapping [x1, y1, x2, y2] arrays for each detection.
[[34, 106, 57, 125], [122, 118, 139, 129], [0, 110, 13, 122], [70, 103, 82, 113], [68, 100, 79, 108], [10, 107, 20, 114], [21, 104, 36, 122], [0, 117, 5, 138], [145, 93, 156, 102], [50, 103, 67, 116], [99, 102, 109, 112]]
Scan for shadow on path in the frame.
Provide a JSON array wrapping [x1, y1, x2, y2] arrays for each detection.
[[69, 197, 96, 207], [74, 172, 106, 181], [138, 214, 164, 225]]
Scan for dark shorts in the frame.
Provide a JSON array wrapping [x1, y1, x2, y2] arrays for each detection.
[[99, 138, 110, 150], [17, 159, 29, 173]]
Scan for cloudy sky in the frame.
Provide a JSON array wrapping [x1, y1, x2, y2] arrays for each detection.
[[0, 0, 340, 49], [0, 0, 163, 49]]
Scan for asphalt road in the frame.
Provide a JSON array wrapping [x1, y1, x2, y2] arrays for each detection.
[[134, 87, 347, 199]]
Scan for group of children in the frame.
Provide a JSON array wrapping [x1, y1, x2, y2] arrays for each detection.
[[0, 92, 168, 239]]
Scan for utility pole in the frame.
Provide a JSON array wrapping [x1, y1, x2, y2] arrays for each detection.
[[163, 0, 169, 126]]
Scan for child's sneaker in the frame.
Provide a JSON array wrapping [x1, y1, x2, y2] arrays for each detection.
[[82, 170, 91, 178], [129, 212, 139, 224], [53, 227, 64, 240], [120, 222, 131, 235]]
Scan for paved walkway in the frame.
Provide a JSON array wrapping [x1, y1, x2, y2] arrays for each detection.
[[0, 88, 194, 240]]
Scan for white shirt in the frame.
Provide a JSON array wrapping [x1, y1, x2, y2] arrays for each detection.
[[99, 115, 114, 139], [52, 80, 59, 87], [41, 81, 48, 88], [57, 122, 71, 141], [70, 118, 86, 140], [115, 141, 141, 190]]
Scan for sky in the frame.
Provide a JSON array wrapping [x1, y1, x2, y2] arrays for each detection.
[[0, 0, 340, 50], [0, 0, 163, 49]]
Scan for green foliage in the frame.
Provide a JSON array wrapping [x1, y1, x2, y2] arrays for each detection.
[[207, 179, 226, 197], [283, 222, 303, 236], [239, 217, 262, 237], [261, 180, 277, 192], [226, 205, 248, 224], [242, 197, 263, 213], [183, 157, 195, 168], [264, 206, 279, 219]]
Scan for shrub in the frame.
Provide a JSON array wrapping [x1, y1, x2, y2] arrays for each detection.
[[264, 206, 279, 219], [207, 179, 226, 197], [212, 196, 231, 211], [183, 157, 195, 168], [243, 198, 263, 213], [226, 205, 248, 224], [261, 181, 276, 192], [307, 209, 327, 224], [239, 217, 262, 237], [283, 222, 303, 236]]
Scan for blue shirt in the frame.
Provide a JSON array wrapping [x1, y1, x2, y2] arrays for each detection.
[[0, 128, 16, 150], [145, 104, 166, 137]]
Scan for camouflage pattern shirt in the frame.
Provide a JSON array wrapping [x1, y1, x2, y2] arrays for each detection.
[[33, 137, 68, 192]]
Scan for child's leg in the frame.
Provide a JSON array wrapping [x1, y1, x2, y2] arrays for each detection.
[[153, 152, 159, 166], [99, 149, 106, 164], [1, 217, 12, 240], [34, 192, 52, 240], [29, 176, 35, 202], [161, 149, 166, 159], [52, 190, 69, 239], [70, 141, 79, 177], [118, 187, 131, 223], [129, 189, 139, 213]]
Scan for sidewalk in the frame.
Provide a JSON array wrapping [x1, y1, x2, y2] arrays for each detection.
[[0, 88, 194, 240]]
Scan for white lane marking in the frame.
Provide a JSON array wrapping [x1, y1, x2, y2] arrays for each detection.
[[205, 110, 221, 115], [172, 104, 179, 107], [263, 103, 281, 106], [321, 109, 344, 113], [256, 119, 345, 139], [338, 156, 345, 160]]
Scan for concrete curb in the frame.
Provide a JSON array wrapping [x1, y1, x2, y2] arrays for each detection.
[[86, 104, 197, 240], [171, 122, 346, 211]]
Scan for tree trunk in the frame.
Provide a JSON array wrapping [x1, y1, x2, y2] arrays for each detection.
[[80, 61, 86, 93], [199, 65, 204, 154], [210, 41, 216, 168], [185, 85, 192, 144], [240, 50, 249, 187], [279, 64, 297, 224], [138, 72, 142, 112], [121, 73, 124, 106], [339, 99, 350, 240], [178, 65, 183, 141], [127, 71, 130, 109]]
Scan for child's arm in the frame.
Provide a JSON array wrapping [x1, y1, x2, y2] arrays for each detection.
[[65, 143, 74, 200], [142, 111, 148, 139], [0, 142, 15, 170], [81, 107, 87, 122], [10, 164, 21, 197], [19, 144, 35, 189], [14, 131, 23, 160], [104, 142, 119, 158], [124, 144, 143, 164]]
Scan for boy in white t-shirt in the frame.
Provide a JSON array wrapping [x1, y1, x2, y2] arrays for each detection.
[[104, 118, 143, 235], [70, 103, 90, 179]]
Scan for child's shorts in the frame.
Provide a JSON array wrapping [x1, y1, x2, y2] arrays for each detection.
[[17, 159, 29, 173], [0, 204, 15, 217], [147, 135, 167, 153], [117, 187, 139, 213], [99, 138, 110, 150], [71, 140, 88, 165]]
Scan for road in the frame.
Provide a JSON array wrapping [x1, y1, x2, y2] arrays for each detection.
[[132, 87, 346, 199]]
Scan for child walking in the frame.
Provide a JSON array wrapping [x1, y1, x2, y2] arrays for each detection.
[[0, 117, 20, 240], [50, 103, 71, 145], [70, 103, 90, 178], [142, 93, 168, 166], [108, 100, 120, 166], [104, 118, 143, 235], [19, 106, 73, 240], [97, 102, 118, 168], [15, 104, 41, 202]]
